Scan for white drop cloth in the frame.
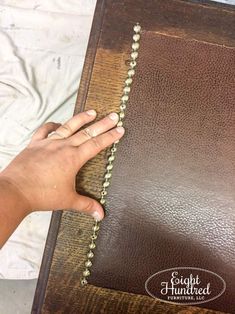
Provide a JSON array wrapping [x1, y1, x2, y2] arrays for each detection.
[[0, 0, 96, 279]]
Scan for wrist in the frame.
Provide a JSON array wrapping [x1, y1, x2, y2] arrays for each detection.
[[0, 175, 32, 217], [0, 174, 32, 247]]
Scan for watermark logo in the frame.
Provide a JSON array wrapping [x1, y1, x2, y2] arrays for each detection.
[[145, 267, 226, 305]]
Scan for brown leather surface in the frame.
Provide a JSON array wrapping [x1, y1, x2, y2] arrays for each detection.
[[89, 31, 235, 313]]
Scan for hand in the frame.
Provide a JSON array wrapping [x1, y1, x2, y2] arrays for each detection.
[[0, 109, 124, 221]]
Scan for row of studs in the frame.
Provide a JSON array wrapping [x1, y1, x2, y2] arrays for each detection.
[[80, 23, 141, 287]]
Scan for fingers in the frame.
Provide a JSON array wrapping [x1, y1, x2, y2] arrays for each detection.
[[68, 112, 119, 146], [76, 126, 125, 168], [70, 193, 104, 221], [30, 122, 61, 142], [49, 109, 97, 140]]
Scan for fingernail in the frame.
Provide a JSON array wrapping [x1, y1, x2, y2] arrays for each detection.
[[109, 112, 119, 121], [92, 211, 103, 222], [86, 109, 97, 116], [116, 126, 125, 134]]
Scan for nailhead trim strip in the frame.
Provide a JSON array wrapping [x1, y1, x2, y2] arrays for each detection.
[[80, 23, 142, 287]]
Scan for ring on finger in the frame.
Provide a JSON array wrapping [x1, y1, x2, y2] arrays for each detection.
[[48, 131, 66, 139], [82, 127, 97, 139]]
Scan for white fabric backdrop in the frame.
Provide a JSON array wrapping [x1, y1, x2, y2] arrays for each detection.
[[0, 0, 96, 279]]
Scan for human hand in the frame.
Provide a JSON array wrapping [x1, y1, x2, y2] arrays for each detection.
[[0, 109, 124, 222]]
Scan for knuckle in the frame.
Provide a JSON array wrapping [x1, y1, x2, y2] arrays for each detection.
[[92, 137, 102, 149], [60, 123, 72, 134], [84, 200, 95, 213], [37, 124, 46, 132], [81, 129, 92, 139], [111, 129, 118, 138], [44, 122, 55, 129], [46, 140, 60, 151], [62, 145, 74, 157], [45, 122, 53, 126], [109, 129, 118, 141]]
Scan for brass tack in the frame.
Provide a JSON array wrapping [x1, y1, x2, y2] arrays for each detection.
[[132, 42, 139, 50], [101, 189, 108, 195], [93, 224, 100, 232], [130, 60, 137, 68], [121, 95, 129, 102], [125, 77, 133, 85], [89, 242, 96, 249], [119, 112, 125, 119], [87, 251, 94, 259], [134, 24, 141, 33], [131, 51, 138, 60], [123, 86, 131, 93], [133, 34, 140, 42], [128, 69, 135, 77], [106, 164, 113, 171], [103, 181, 110, 188], [91, 234, 97, 240], [85, 260, 92, 268], [105, 173, 112, 179], [81, 278, 88, 286], [108, 155, 115, 162], [83, 269, 90, 277]]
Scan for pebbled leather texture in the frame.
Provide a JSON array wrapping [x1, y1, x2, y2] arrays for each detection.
[[89, 31, 235, 313]]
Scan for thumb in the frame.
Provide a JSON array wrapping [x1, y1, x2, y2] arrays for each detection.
[[70, 193, 104, 221]]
